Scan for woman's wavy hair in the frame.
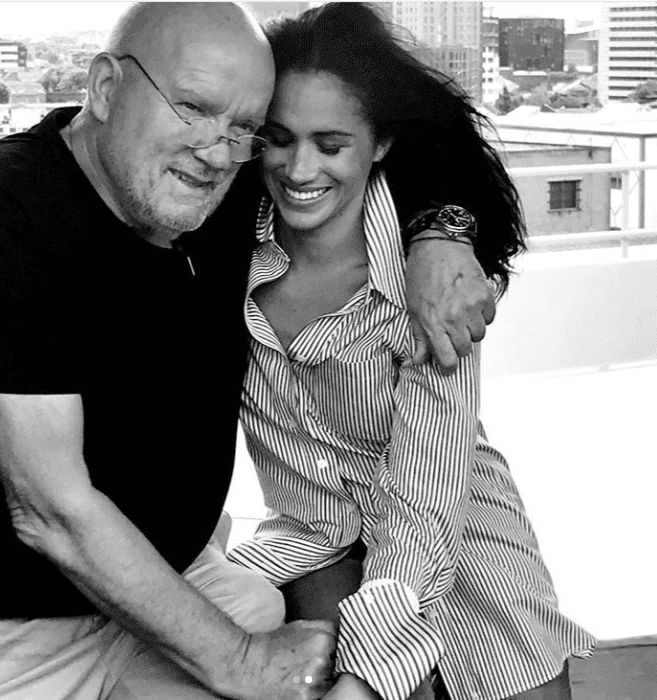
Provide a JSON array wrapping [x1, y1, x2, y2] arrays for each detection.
[[264, 2, 526, 294]]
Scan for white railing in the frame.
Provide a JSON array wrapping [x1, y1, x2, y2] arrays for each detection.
[[509, 160, 657, 254]]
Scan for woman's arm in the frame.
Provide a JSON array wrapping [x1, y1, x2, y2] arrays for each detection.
[[333, 348, 481, 700]]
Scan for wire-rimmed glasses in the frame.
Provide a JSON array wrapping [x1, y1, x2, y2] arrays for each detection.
[[114, 54, 267, 163]]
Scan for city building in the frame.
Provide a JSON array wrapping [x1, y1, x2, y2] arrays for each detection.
[[0, 39, 27, 69], [598, 1, 657, 103], [5, 79, 45, 105], [379, 2, 483, 101], [495, 141, 611, 235], [493, 104, 657, 230], [482, 15, 501, 105], [565, 26, 600, 71], [499, 18, 565, 72]]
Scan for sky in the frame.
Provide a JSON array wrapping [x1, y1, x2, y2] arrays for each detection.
[[0, 1, 602, 38]]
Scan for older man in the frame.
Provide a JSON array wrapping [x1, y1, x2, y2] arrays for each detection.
[[0, 3, 494, 700]]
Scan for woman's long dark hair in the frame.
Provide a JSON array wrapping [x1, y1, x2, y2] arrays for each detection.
[[264, 2, 526, 294]]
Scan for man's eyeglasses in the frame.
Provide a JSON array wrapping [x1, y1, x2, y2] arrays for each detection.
[[114, 54, 267, 163]]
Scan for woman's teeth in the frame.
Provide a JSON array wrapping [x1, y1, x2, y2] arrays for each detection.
[[283, 185, 329, 201]]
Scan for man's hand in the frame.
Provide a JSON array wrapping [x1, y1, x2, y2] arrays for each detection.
[[322, 673, 434, 700], [242, 619, 337, 700], [405, 239, 496, 374], [322, 673, 382, 700]]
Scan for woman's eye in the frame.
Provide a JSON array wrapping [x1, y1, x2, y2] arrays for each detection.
[[319, 144, 343, 156]]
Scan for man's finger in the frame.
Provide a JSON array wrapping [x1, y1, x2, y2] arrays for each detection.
[[441, 322, 472, 359], [411, 336, 431, 365], [424, 330, 459, 374], [482, 283, 497, 325], [467, 315, 487, 344], [296, 618, 337, 637]]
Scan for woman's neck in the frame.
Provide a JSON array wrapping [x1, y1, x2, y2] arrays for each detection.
[[275, 202, 368, 271]]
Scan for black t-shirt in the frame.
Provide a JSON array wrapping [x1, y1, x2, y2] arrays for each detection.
[[0, 108, 261, 618]]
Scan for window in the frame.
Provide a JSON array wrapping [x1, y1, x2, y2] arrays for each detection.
[[549, 180, 581, 211], [611, 174, 623, 190]]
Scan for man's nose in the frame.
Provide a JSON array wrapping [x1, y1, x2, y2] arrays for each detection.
[[191, 138, 235, 171]]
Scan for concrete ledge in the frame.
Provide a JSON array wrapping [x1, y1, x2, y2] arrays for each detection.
[[571, 637, 657, 700]]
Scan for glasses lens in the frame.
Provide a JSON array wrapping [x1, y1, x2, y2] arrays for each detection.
[[184, 118, 215, 149], [183, 122, 267, 163], [233, 136, 267, 163]]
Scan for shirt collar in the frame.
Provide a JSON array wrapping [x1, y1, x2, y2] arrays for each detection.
[[254, 170, 406, 310]]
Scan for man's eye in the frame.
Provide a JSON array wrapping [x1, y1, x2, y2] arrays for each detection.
[[263, 131, 292, 148], [232, 122, 256, 136], [177, 102, 204, 116]]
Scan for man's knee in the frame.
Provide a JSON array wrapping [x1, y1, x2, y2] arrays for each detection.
[[224, 568, 286, 633], [184, 545, 285, 633]]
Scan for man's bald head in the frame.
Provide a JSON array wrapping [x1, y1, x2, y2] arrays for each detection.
[[78, 2, 275, 244], [106, 2, 270, 69]]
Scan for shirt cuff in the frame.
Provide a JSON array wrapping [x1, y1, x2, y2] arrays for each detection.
[[336, 580, 445, 700]]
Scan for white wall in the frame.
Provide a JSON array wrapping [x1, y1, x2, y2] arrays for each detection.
[[480, 245, 657, 640]]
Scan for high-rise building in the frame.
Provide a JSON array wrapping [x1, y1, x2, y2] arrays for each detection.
[[482, 15, 500, 104], [0, 40, 27, 69], [598, 1, 657, 103], [374, 2, 482, 101], [565, 26, 599, 70], [499, 18, 565, 71]]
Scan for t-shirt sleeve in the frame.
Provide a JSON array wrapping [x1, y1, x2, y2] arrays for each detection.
[[0, 196, 83, 394]]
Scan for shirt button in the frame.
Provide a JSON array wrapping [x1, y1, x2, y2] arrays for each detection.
[[316, 458, 328, 470]]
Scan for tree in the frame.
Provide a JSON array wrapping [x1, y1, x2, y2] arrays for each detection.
[[524, 84, 551, 107], [627, 79, 657, 104], [59, 69, 88, 92], [495, 86, 523, 115], [40, 66, 63, 93], [0, 83, 8, 104]]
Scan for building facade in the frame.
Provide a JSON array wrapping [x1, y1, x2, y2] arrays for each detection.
[[497, 142, 611, 235], [565, 27, 600, 70], [598, 1, 657, 103], [384, 2, 482, 101], [482, 15, 500, 104], [0, 40, 27, 69], [499, 18, 565, 72]]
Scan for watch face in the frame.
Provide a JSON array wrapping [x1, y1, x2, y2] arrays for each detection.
[[437, 205, 475, 232]]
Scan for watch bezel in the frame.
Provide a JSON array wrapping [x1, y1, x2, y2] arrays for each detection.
[[435, 205, 477, 235]]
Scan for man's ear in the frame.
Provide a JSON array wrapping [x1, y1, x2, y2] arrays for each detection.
[[87, 53, 124, 123], [373, 137, 394, 163]]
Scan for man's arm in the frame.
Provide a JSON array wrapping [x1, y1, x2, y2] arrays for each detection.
[[404, 207, 496, 375], [405, 237, 494, 373], [0, 393, 335, 700]]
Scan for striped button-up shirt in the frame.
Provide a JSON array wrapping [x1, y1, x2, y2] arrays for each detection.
[[228, 173, 595, 700]]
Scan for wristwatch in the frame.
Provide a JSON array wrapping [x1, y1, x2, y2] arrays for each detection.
[[406, 204, 478, 244]]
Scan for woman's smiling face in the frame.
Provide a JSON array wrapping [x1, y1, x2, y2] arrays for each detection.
[[261, 70, 389, 236]]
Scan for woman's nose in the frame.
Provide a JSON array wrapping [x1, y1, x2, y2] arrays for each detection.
[[285, 144, 318, 183]]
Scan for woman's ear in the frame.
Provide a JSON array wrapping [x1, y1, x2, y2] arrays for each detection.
[[373, 136, 394, 163], [87, 53, 124, 123]]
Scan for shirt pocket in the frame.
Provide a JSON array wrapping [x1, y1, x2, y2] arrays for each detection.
[[306, 346, 397, 443]]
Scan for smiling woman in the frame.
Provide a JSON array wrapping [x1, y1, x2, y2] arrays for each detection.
[[261, 70, 391, 242], [224, 4, 595, 700]]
